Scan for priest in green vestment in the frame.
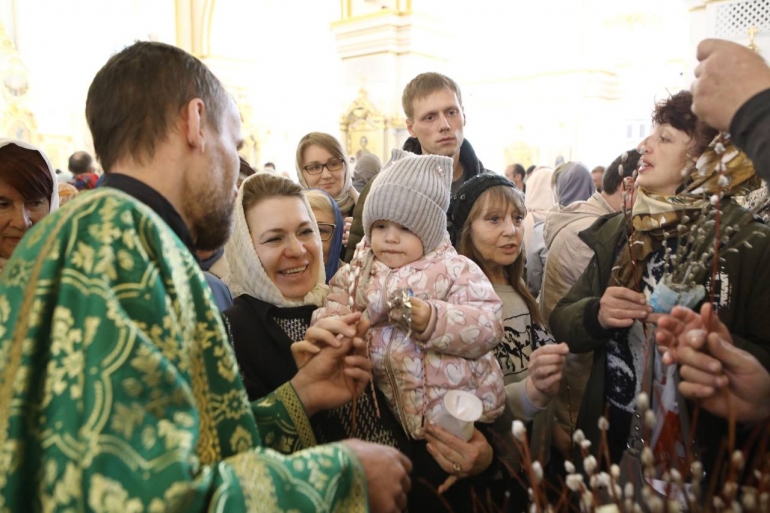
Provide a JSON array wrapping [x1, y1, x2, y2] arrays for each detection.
[[0, 41, 411, 513]]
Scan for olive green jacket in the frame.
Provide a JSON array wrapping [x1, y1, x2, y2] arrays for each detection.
[[549, 200, 770, 472]]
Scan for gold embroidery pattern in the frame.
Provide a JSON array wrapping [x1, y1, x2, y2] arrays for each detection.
[[88, 474, 143, 513], [0, 183, 82, 488], [210, 389, 252, 424], [230, 426, 253, 454], [0, 189, 364, 512], [229, 444, 366, 513], [332, 444, 369, 513], [274, 383, 317, 449], [230, 452, 280, 511]]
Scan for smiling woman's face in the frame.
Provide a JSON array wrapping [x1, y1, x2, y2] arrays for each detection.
[[247, 196, 321, 300]]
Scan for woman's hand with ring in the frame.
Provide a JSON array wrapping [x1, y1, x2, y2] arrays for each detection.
[[424, 426, 493, 494]]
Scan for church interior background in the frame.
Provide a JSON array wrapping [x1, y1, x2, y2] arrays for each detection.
[[0, 0, 767, 175]]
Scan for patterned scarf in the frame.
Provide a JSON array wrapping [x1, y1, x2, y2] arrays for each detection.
[[611, 136, 760, 290]]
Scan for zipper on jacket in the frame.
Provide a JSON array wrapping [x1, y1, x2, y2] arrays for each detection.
[[385, 327, 412, 438], [381, 269, 413, 439]]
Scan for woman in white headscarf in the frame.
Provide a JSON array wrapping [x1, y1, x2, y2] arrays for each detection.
[[522, 166, 554, 295], [222, 172, 405, 448], [522, 167, 554, 251], [0, 138, 59, 275]]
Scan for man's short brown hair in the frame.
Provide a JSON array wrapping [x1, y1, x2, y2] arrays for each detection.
[[86, 41, 229, 173], [401, 72, 462, 120]]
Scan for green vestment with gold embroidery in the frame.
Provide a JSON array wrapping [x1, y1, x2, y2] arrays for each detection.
[[0, 188, 367, 512]]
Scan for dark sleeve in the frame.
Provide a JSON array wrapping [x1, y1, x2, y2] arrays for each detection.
[[344, 180, 372, 262], [223, 306, 294, 401], [726, 221, 770, 371], [730, 88, 770, 182], [549, 255, 615, 353]]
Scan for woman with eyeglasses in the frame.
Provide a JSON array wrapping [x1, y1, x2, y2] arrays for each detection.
[[305, 188, 344, 283], [296, 132, 359, 247]]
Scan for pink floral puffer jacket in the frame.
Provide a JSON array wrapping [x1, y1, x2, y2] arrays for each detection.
[[312, 235, 506, 440]]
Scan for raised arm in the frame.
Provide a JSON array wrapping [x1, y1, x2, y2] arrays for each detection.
[[412, 257, 503, 359], [312, 262, 355, 324]]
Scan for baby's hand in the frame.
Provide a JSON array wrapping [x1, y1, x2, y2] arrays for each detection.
[[292, 313, 361, 369], [342, 217, 353, 246], [291, 339, 323, 369], [411, 297, 430, 334]]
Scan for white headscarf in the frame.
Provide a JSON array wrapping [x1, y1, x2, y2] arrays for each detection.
[[0, 138, 59, 274], [522, 167, 554, 252], [224, 173, 329, 308]]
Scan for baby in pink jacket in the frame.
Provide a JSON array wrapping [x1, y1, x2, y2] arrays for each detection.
[[312, 149, 505, 440]]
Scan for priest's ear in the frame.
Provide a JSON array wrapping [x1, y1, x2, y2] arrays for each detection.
[[182, 98, 208, 153]]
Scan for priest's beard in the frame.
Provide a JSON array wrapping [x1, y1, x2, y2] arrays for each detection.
[[184, 180, 235, 252]]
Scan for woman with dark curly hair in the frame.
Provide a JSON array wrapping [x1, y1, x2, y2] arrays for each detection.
[[549, 90, 770, 479]]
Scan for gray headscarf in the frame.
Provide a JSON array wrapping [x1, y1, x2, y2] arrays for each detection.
[[352, 153, 382, 193], [554, 161, 595, 207]]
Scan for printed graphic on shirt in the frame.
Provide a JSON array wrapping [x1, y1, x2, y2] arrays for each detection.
[[496, 313, 531, 377], [606, 321, 647, 413], [606, 249, 665, 413], [496, 312, 554, 378], [705, 267, 731, 312]]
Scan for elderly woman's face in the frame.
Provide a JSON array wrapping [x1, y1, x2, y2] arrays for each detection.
[[247, 196, 321, 301], [469, 194, 524, 273], [636, 123, 692, 195], [311, 206, 335, 265], [301, 145, 346, 198], [0, 181, 49, 260]]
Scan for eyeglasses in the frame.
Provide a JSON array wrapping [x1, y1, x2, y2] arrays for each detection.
[[317, 223, 336, 241], [303, 158, 345, 175]]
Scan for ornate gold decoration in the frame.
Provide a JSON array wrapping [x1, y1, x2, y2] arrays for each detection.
[[335, 0, 412, 25], [0, 22, 14, 52], [0, 20, 37, 143], [235, 96, 262, 167], [275, 383, 317, 450], [340, 88, 387, 161], [748, 25, 759, 53], [388, 116, 406, 130]]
